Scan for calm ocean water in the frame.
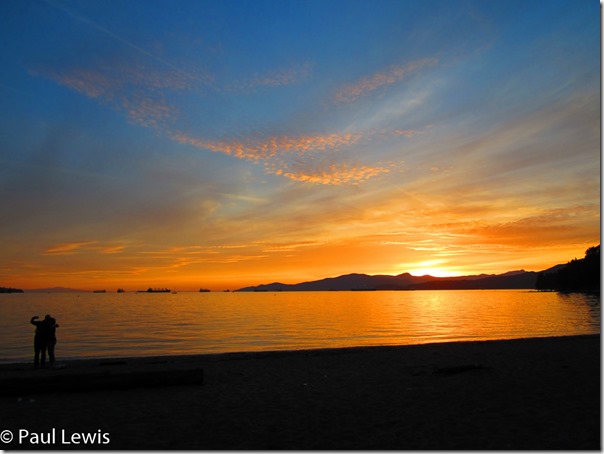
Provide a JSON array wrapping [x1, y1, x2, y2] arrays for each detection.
[[0, 290, 600, 363]]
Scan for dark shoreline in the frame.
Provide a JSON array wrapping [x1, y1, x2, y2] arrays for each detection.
[[1, 332, 598, 368], [1, 334, 600, 449]]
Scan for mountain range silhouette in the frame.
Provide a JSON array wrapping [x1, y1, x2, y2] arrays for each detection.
[[235, 269, 541, 292], [237, 246, 600, 292]]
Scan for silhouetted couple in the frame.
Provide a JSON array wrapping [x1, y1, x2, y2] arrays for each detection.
[[30, 314, 59, 369]]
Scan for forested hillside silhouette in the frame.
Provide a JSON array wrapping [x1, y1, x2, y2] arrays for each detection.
[[0, 287, 23, 293], [536, 245, 600, 292]]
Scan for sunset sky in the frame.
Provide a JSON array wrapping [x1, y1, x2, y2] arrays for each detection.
[[1, 0, 599, 291]]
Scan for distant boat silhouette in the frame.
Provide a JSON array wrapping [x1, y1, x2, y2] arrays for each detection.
[[137, 288, 171, 293], [93, 290, 106, 293]]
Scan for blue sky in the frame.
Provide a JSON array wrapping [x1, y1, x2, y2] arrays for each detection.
[[0, 0, 599, 290]]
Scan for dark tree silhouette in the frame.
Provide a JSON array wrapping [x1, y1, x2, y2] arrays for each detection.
[[536, 245, 600, 292], [0, 287, 24, 293]]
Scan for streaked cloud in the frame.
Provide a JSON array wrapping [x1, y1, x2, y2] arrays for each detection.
[[334, 58, 438, 103], [43, 0, 205, 82], [456, 205, 600, 248], [44, 241, 129, 256], [35, 55, 409, 186], [171, 127, 415, 184], [100, 245, 126, 254], [32, 58, 203, 128], [228, 62, 312, 91], [44, 241, 97, 255], [171, 130, 363, 160], [272, 161, 393, 185], [262, 240, 329, 252]]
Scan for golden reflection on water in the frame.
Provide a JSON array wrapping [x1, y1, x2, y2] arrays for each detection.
[[0, 290, 599, 361]]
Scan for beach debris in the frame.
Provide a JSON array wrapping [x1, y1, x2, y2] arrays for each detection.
[[0, 366, 204, 396]]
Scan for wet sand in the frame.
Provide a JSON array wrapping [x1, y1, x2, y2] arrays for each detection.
[[0, 334, 599, 449]]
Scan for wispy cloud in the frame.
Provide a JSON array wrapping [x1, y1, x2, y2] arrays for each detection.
[[171, 130, 364, 161], [32, 58, 202, 128], [100, 245, 126, 254], [271, 160, 393, 185], [457, 205, 600, 248], [44, 241, 130, 256], [228, 62, 312, 91], [30, 11, 420, 187], [172, 128, 409, 184], [262, 240, 328, 252], [334, 58, 438, 103], [44, 241, 97, 255], [43, 0, 205, 83]]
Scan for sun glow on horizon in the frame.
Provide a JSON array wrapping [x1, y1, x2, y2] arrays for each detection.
[[406, 268, 462, 278], [401, 259, 464, 278]]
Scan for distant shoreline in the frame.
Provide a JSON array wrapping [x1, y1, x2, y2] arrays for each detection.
[[12, 286, 600, 293]]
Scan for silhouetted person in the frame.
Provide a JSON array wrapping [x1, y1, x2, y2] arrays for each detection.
[[47, 316, 59, 366], [30, 314, 59, 369], [30, 315, 49, 368]]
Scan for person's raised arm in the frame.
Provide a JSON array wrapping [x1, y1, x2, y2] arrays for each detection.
[[30, 315, 39, 325]]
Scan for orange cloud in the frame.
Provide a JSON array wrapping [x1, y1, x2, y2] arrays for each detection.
[[171, 125, 419, 184], [44, 241, 131, 256], [100, 245, 126, 254], [171, 130, 364, 161], [262, 240, 328, 252], [457, 206, 600, 248], [334, 58, 438, 103], [44, 241, 97, 255], [273, 161, 393, 185]]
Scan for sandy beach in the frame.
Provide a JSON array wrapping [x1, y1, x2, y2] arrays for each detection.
[[0, 334, 599, 450]]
